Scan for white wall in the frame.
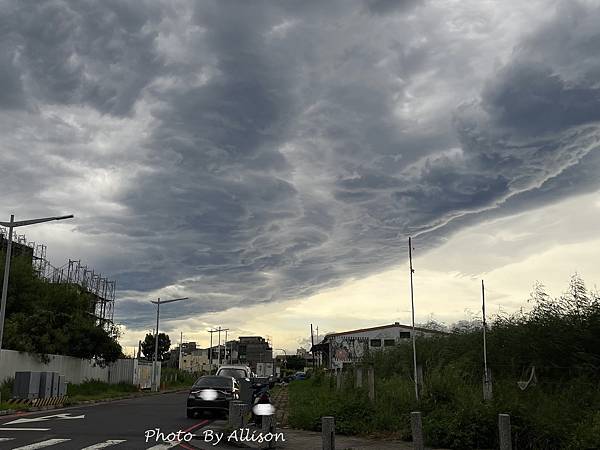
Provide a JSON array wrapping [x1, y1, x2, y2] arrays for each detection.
[[0, 349, 154, 386]]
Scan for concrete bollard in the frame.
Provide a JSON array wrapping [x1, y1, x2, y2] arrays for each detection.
[[367, 367, 375, 401], [410, 411, 424, 450], [322, 416, 335, 450], [240, 403, 249, 428], [336, 371, 342, 390], [355, 368, 363, 388], [229, 401, 246, 429], [228, 400, 239, 426], [261, 414, 276, 449], [499, 414, 512, 450]]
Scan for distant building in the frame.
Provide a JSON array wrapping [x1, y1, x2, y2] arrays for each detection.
[[237, 336, 273, 371], [181, 350, 210, 373], [181, 342, 197, 354], [312, 322, 445, 370]]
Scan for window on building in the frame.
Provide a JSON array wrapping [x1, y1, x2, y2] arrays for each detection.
[[400, 332, 411, 339], [370, 339, 381, 347], [384, 339, 395, 347]]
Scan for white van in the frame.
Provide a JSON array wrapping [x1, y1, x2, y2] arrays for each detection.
[[215, 365, 252, 380]]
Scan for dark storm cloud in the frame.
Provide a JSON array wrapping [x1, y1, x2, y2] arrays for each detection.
[[482, 64, 600, 135], [364, 0, 423, 15], [0, 0, 163, 115], [2, 0, 600, 330]]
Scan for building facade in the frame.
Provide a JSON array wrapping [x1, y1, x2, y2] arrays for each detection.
[[237, 336, 273, 371], [316, 322, 445, 370]]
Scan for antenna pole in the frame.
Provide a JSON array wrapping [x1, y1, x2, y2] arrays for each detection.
[[482, 279, 493, 400], [409, 237, 419, 402]]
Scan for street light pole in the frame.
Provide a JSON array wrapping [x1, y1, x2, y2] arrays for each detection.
[[150, 297, 188, 392], [0, 213, 74, 404], [0, 215, 15, 353]]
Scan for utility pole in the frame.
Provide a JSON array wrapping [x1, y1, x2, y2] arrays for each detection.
[[225, 329, 228, 364], [409, 237, 419, 402], [208, 329, 217, 374], [179, 331, 183, 370], [482, 280, 493, 400], [310, 324, 315, 370], [215, 326, 229, 367]]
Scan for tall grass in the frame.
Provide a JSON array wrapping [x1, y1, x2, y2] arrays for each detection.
[[289, 276, 600, 449]]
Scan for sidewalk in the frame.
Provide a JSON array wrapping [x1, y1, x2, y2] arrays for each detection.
[[209, 422, 415, 450], [0, 386, 189, 416], [267, 428, 414, 449]]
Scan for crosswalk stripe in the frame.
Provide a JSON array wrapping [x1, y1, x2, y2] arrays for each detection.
[[145, 442, 180, 449], [11, 439, 71, 449], [80, 440, 127, 449], [0, 428, 50, 431]]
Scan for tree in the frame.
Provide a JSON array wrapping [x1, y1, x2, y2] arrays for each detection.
[[141, 333, 171, 361], [284, 355, 306, 371], [1, 253, 123, 364]]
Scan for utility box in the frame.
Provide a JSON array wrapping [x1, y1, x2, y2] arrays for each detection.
[[39, 372, 53, 398], [58, 377, 67, 396], [13, 371, 42, 399], [51, 372, 60, 396]]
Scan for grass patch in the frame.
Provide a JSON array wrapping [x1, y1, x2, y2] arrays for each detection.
[[65, 380, 139, 404], [160, 367, 198, 390]]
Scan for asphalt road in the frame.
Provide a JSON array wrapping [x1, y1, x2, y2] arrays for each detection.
[[0, 392, 243, 450]]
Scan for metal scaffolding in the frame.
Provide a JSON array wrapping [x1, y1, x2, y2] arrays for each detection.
[[0, 224, 116, 332]]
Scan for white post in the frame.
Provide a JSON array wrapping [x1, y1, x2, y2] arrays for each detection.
[[368, 366, 375, 401], [411, 411, 424, 450], [322, 416, 335, 450], [261, 414, 276, 449], [499, 414, 512, 450]]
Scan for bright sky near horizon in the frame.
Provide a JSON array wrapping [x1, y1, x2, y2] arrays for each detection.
[[2, 0, 600, 353]]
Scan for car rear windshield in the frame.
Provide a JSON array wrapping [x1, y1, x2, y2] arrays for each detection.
[[193, 377, 233, 388], [217, 368, 247, 379]]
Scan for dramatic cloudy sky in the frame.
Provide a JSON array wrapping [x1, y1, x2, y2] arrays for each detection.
[[2, 0, 600, 353]]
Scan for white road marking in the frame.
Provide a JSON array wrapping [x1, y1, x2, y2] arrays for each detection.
[[0, 428, 50, 431], [80, 440, 127, 449], [145, 442, 180, 449], [11, 438, 71, 449], [0, 437, 15, 441], [4, 413, 85, 425]]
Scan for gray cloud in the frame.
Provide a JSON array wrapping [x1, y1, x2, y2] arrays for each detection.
[[1, 0, 163, 115], [1, 0, 600, 331]]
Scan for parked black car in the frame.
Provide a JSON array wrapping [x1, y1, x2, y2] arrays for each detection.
[[187, 376, 239, 418]]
